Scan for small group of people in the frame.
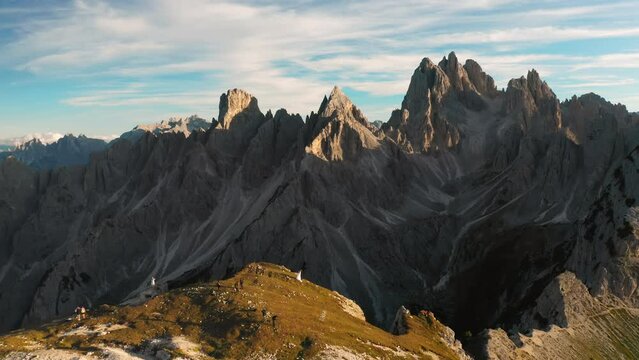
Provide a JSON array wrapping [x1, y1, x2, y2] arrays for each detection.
[[261, 308, 278, 329], [419, 309, 435, 324], [233, 279, 244, 292], [74, 306, 88, 321], [254, 265, 265, 275]]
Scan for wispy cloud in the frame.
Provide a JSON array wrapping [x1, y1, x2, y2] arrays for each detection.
[[555, 79, 636, 89], [427, 27, 639, 46], [0, 0, 638, 136], [573, 53, 639, 70]]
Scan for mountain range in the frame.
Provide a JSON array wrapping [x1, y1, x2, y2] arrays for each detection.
[[0, 117, 211, 170], [0, 135, 108, 170], [1, 52, 639, 359]]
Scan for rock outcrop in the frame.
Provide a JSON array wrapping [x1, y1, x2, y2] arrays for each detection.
[[503, 69, 562, 136], [479, 272, 639, 359], [390, 306, 410, 335], [208, 88, 266, 158], [305, 86, 380, 161]]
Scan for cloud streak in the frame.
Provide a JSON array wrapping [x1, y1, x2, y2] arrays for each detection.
[[0, 0, 638, 136]]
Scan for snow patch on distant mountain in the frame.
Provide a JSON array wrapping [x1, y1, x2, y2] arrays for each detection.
[[90, 134, 119, 142], [120, 115, 212, 142], [1, 132, 64, 148]]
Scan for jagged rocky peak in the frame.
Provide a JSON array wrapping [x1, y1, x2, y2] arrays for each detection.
[[14, 137, 45, 151], [242, 108, 304, 185], [412, 56, 451, 100], [381, 54, 467, 153], [526, 69, 556, 103], [562, 93, 636, 140], [319, 86, 371, 127], [463, 58, 498, 97], [562, 94, 613, 145], [438, 51, 476, 94], [305, 86, 380, 161], [218, 88, 263, 130], [503, 69, 562, 136], [207, 88, 266, 157], [320, 86, 351, 117]]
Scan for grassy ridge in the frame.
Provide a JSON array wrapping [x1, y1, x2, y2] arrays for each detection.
[[0, 263, 463, 359]]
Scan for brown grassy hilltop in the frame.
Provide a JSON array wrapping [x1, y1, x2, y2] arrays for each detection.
[[0, 263, 467, 359]]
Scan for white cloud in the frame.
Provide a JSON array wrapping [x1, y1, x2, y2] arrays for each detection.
[[89, 134, 119, 141], [2, 0, 639, 129], [427, 26, 639, 46], [573, 53, 639, 70], [555, 79, 636, 89], [1, 132, 65, 147]]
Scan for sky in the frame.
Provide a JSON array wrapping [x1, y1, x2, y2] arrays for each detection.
[[0, 0, 638, 139]]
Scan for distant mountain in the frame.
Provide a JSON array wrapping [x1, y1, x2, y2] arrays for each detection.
[[371, 120, 384, 128], [120, 115, 212, 142], [1, 52, 639, 359], [0, 134, 108, 170], [0, 132, 64, 148], [0, 117, 210, 169]]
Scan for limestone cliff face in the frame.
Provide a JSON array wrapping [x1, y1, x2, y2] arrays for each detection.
[[503, 69, 562, 137], [383, 54, 460, 153], [242, 109, 303, 186], [1, 54, 639, 360], [305, 86, 380, 161], [382, 52, 500, 154], [207, 88, 266, 158], [463, 59, 498, 98], [480, 272, 639, 360], [568, 138, 639, 305]]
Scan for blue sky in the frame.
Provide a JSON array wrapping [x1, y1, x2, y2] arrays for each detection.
[[0, 0, 638, 139]]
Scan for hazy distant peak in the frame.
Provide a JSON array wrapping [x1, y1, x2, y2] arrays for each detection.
[[121, 115, 212, 143], [0, 132, 64, 148]]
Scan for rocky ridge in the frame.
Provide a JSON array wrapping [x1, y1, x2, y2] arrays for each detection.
[[0, 134, 108, 170]]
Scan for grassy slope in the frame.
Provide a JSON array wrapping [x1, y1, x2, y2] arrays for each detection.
[[0, 263, 462, 359]]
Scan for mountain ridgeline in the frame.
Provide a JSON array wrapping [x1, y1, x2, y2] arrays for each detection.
[[1, 52, 639, 358], [0, 135, 108, 170]]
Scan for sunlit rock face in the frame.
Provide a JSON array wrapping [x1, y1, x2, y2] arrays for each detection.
[[1, 53, 639, 360]]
